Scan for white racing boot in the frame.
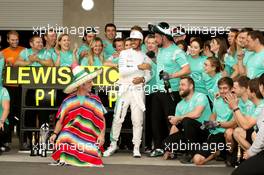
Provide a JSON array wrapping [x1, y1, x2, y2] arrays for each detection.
[[103, 142, 118, 157], [133, 146, 141, 158]]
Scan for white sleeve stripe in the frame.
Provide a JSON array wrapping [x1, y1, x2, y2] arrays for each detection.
[[172, 49, 182, 61]]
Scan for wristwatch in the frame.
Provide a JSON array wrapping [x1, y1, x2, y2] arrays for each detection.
[[233, 107, 240, 112]]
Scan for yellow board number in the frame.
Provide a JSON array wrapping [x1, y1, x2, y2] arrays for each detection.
[[35, 89, 55, 107]]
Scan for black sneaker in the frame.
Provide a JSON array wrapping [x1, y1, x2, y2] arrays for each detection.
[[225, 151, 237, 167], [58, 162, 69, 166], [49, 161, 60, 166], [144, 147, 152, 154], [49, 161, 69, 166], [149, 149, 164, 157]]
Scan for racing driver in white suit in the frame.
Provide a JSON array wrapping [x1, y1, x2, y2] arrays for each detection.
[[104, 30, 151, 158]]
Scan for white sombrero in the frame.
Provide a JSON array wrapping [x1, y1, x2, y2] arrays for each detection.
[[64, 63, 102, 94], [148, 22, 173, 40]]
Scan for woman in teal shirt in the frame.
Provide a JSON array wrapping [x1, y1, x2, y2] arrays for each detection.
[[187, 38, 207, 95], [202, 57, 223, 103], [77, 29, 96, 63], [53, 34, 76, 67], [81, 37, 104, 66], [210, 37, 239, 79]]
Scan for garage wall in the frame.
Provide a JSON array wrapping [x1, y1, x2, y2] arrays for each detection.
[[114, 0, 264, 31], [63, 0, 114, 47], [0, 0, 63, 30]]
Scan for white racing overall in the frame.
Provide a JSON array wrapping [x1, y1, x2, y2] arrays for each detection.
[[110, 48, 151, 147]]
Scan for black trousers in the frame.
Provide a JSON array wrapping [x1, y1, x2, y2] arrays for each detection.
[[163, 118, 209, 155], [145, 93, 154, 148], [151, 91, 181, 149], [0, 123, 10, 146], [181, 118, 209, 144], [232, 150, 264, 175], [197, 133, 226, 158], [246, 127, 255, 145], [163, 128, 186, 153]]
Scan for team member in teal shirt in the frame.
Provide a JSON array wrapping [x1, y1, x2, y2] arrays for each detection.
[[217, 77, 256, 160], [163, 77, 211, 160], [77, 29, 96, 63], [103, 40, 115, 61], [53, 34, 76, 67], [193, 77, 236, 165], [15, 36, 53, 67], [232, 76, 255, 117], [202, 57, 223, 102], [156, 44, 189, 92], [0, 87, 10, 125], [227, 78, 264, 151], [187, 38, 207, 94], [242, 31, 264, 79], [141, 44, 147, 53], [81, 37, 104, 67], [143, 34, 158, 151], [78, 44, 90, 59], [232, 30, 254, 78], [0, 86, 10, 155], [144, 34, 158, 95], [172, 77, 211, 126], [231, 73, 264, 175], [227, 28, 239, 51], [174, 90, 211, 124], [104, 38, 124, 68], [103, 23, 116, 60], [235, 28, 254, 78], [149, 22, 190, 157], [224, 54, 237, 77], [44, 29, 57, 59], [210, 37, 238, 78], [124, 38, 132, 50]]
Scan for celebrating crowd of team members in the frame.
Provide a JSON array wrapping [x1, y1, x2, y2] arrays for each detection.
[[0, 22, 264, 172]]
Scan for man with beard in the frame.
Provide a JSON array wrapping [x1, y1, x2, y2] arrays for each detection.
[[148, 22, 190, 157], [162, 76, 211, 160]]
